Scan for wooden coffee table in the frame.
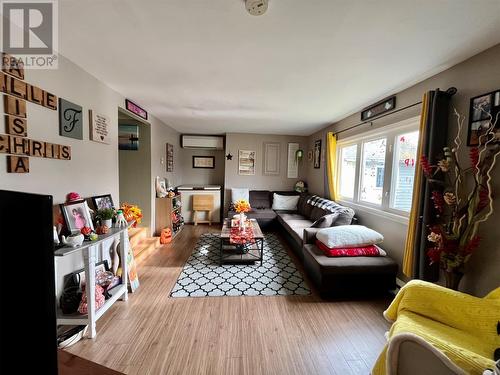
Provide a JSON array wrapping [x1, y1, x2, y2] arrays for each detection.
[[220, 219, 264, 265]]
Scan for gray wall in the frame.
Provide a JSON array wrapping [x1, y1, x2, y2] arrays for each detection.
[[307, 43, 500, 296], [224, 133, 308, 212], [179, 148, 225, 186], [119, 119, 152, 229]]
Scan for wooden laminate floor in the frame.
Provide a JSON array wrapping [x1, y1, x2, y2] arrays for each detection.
[[65, 225, 391, 375]]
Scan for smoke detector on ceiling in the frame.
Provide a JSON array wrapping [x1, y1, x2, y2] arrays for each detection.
[[246, 0, 268, 16]]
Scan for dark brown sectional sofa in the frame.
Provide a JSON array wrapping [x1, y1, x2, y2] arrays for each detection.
[[229, 190, 398, 297]]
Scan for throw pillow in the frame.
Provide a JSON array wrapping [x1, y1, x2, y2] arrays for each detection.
[[311, 213, 339, 228], [316, 240, 387, 257], [272, 194, 300, 210], [316, 225, 384, 248], [231, 188, 249, 204]]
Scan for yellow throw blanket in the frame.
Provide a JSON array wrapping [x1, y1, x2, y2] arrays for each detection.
[[372, 280, 500, 375]]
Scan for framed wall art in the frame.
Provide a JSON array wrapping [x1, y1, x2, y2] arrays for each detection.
[[467, 89, 500, 146], [119, 124, 139, 150], [238, 150, 256, 175], [89, 110, 111, 144], [59, 98, 83, 140], [313, 140, 321, 169], [361, 96, 396, 121], [166, 143, 174, 172], [192, 155, 215, 169]]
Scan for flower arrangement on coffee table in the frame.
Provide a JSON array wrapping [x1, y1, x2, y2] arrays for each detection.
[[422, 108, 500, 289], [233, 199, 251, 229]]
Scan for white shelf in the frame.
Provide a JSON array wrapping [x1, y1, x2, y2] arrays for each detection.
[[56, 284, 127, 325]]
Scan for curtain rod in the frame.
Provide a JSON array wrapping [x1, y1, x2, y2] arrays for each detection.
[[334, 101, 423, 136]]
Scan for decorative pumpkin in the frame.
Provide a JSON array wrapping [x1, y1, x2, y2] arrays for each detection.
[[160, 228, 172, 244], [167, 191, 176, 198], [96, 225, 109, 235]]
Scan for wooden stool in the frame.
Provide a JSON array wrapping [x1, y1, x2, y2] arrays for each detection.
[[193, 195, 214, 225]]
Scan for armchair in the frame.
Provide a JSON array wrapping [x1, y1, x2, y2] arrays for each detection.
[[372, 280, 500, 375]]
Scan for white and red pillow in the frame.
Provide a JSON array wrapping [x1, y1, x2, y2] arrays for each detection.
[[316, 225, 386, 257]]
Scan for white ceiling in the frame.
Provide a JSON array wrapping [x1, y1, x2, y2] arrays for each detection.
[[59, 0, 500, 136]]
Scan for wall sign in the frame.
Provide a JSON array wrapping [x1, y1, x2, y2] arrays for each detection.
[[361, 96, 396, 121], [166, 143, 173, 172], [125, 99, 148, 120], [59, 98, 83, 140], [1, 53, 70, 173], [287, 143, 299, 178], [313, 140, 321, 169], [238, 150, 256, 175], [89, 110, 110, 144]]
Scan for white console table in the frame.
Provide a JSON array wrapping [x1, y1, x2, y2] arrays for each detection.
[[54, 225, 130, 339]]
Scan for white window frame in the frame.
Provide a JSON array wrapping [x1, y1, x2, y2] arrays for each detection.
[[336, 116, 420, 221]]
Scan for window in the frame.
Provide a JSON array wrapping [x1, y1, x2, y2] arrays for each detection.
[[336, 117, 420, 216], [339, 144, 357, 198], [390, 131, 419, 212], [360, 138, 386, 205]]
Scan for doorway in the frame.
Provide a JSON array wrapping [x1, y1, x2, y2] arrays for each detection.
[[118, 108, 152, 231]]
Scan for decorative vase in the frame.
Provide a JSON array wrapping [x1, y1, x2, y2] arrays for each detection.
[[444, 269, 463, 291], [102, 219, 112, 228], [239, 212, 246, 230]]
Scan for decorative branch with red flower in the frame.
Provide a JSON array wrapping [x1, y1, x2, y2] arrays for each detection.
[[422, 107, 500, 273]]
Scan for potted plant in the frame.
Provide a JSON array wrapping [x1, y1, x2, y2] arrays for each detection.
[[421, 109, 500, 290], [95, 208, 115, 228]]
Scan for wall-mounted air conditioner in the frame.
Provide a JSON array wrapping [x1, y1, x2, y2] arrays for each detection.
[[181, 135, 224, 150]]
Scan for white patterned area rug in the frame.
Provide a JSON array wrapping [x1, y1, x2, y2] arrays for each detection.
[[170, 233, 311, 297]]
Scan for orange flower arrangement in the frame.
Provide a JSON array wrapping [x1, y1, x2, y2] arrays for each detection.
[[120, 203, 143, 227], [234, 199, 251, 213]]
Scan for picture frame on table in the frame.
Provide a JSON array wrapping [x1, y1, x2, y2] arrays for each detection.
[[71, 260, 110, 289], [91, 194, 114, 211], [60, 200, 94, 234], [467, 89, 500, 146], [192, 155, 215, 169]]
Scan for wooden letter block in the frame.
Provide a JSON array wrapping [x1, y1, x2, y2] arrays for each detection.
[[0, 134, 10, 153], [7, 155, 29, 173], [9, 135, 29, 155], [0, 72, 6, 93], [44, 142, 60, 159], [59, 145, 71, 160], [30, 139, 45, 158], [2, 53, 24, 80], [26, 84, 44, 105], [44, 91, 57, 110], [5, 115, 27, 137], [4, 95, 27, 117], [6, 76, 27, 99]]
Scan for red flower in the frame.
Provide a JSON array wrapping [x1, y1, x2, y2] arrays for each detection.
[[464, 236, 481, 255], [420, 155, 433, 177], [431, 191, 444, 214], [477, 187, 490, 212], [427, 247, 442, 264], [470, 147, 479, 171]]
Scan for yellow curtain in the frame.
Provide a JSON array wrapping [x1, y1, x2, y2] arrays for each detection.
[[402, 93, 429, 277], [326, 132, 338, 201]]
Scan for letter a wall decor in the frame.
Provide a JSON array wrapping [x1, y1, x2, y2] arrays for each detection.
[[1, 53, 72, 173]]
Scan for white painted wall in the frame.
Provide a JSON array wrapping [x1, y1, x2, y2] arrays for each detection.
[[0, 54, 180, 295]]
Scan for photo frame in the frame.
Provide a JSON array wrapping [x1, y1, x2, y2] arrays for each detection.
[[192, 156, 215, 169], [467, 89, 500, 146], [91, 194, 115, 211], [238, 150, 256, 175], [60, 200, 94, 234], [313, 140, 321, 169], [71, 260, 110, 289]]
